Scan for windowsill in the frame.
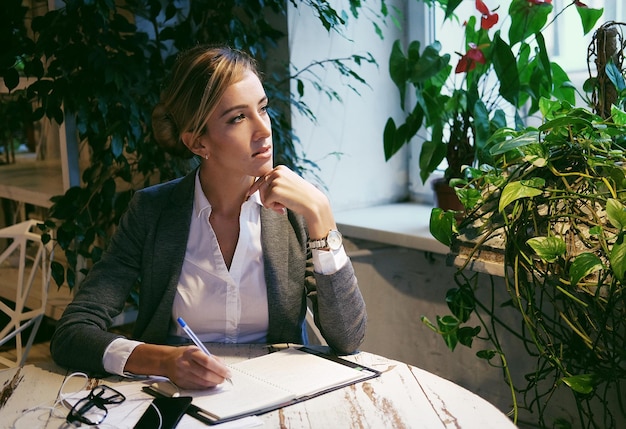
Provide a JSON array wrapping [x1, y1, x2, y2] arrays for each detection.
[[335, 202, 449, 255]]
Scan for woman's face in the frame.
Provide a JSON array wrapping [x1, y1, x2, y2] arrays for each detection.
[[201, 69, 273, 178]]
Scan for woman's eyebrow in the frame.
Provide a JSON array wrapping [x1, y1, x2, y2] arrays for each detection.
[[219, 96, 268, 119]]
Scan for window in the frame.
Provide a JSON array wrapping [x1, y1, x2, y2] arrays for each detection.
[[407, 0, 622, 202]]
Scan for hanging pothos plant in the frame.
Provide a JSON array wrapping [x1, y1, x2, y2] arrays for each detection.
[[427, 99, 626, 428]]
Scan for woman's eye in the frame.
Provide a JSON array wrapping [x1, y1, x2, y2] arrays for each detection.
[[260, 104, 268, 113], [230, 113, 245, 123]]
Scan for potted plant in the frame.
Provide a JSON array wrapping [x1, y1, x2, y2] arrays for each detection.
[[383, 0, 603, 208], [1, 0, 378, 289], [427, 98, 626, 428]]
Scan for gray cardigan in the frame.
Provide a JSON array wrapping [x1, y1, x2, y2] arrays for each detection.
[[50, 170, 366, 374]]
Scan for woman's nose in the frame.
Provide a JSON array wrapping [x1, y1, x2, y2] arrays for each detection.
[[254, 112, 272, 138]]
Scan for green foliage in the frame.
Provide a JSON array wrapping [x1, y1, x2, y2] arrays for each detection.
[[383, 0, 603, 182], [429, 102, 626, 428], [2, 0, 382, 289]]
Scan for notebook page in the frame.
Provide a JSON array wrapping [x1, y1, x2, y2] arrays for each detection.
[[183, 368, 295, 420], [232, 347, 366, 398]]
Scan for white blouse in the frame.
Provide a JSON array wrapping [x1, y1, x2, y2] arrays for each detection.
[[169, 174, 269, 344], [102, 173, 347, 376]]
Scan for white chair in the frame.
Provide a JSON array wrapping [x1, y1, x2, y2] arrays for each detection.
[[0, 219, 53, 367]]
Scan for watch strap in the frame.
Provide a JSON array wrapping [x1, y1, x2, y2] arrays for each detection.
[[307, 237, 328, 250]]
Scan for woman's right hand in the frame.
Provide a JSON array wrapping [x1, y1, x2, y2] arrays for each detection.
[[124, 343, 232, 389], [164, 345, 232, 389]]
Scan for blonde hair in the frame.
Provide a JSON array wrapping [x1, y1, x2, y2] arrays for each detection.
[[152, 46, 259, 157]]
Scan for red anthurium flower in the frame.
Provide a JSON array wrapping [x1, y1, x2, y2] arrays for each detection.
[[574, 1, 587, 7], [476, 0, 499, 30], [475, 0, 490, 14], [527, 0, 552, 5], [455, 44, 487, 73]]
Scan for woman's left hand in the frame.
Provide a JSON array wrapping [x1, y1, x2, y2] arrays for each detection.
[[247, 165, 337, 239]]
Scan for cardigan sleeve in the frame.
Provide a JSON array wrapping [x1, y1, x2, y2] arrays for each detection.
[[307, 258, 367, 355], [49, 190, 151, 374]]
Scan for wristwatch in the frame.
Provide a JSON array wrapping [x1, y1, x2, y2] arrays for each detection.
[[307, 229, 343, 251]]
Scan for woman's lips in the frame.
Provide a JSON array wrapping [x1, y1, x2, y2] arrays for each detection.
[[253, 146, 272, 158]]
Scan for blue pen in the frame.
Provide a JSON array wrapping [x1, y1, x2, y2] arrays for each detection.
[[177, 317, 233, 385]]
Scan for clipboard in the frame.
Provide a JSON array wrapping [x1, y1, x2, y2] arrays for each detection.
[[143, 346, 381, 425]]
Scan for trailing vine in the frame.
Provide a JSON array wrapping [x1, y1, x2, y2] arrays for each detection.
[[428, 101, 626, 428]]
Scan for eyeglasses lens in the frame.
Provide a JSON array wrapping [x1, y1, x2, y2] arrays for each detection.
[[66, 385, 126, 426]]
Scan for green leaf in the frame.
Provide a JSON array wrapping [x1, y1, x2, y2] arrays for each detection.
[[527, 236, 566, 263], [476, 350, 497, 360], [473, 99, 490, 154], [457, 326, 481, 348], [521, 144, 548, 167], [444, 0, 463, 19], [419, 126, 446, 183], [575, 6, 604, 35], [389, 40, 408, 103], [508, 0, 552, 46], [561, 374, 596, 394], [611, 105, 626, 125], [50, 261, 65, 287], [609, 233, 626, 282], [421, 316, 437, 332], [383, 117, 403, 160], [429, 208, 455, 247], [538, 115, 592, 133], [446, 286, 475, 323], [490, 131, 539, 155], [437, 315, 459, 351], [606, 198, 626, 231], [605, 60, 626, 92], [456, 187, 481, 210], [550, 62, 576, 106], [499, 180, 544, 212], [569, 253, 603, 286], [111, 134, 124, 158], [492, 33, 520, 106], [3, 68, 20, 91], [411, 42, 450, 84], [539, 97, 563, 118]]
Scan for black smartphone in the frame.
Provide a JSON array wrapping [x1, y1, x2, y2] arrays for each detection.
[[134, 396, 192, 429]]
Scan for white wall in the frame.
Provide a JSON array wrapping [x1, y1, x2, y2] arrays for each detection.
[[287, 0, 412, 212]]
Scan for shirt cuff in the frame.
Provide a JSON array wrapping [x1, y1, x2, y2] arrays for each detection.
[[102, 337, 143, 376], [312, 245, 348, 275]]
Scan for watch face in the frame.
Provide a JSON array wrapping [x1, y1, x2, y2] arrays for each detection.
[[327, 230, 343, 250]]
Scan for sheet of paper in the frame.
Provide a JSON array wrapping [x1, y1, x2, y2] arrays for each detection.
[[62, 382, 156, 429], [232, 347, 366, 397], [181, 365, 296, 420], [175, 347, 371, 422]]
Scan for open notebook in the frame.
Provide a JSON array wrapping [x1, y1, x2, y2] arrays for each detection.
[[144, 346, 380, 425]]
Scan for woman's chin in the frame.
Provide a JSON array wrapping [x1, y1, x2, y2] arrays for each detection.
[[257, 160, 274, 175]]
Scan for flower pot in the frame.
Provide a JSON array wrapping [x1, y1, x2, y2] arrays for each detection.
[[432, 178, 464, 212]]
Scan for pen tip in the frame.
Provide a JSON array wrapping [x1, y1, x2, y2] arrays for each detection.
[[177, 317, 186, 327]]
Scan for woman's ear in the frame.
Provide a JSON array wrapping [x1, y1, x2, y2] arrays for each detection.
[[181, 131, 207, 158]]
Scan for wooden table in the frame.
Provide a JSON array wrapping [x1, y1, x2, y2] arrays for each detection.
[[0, 344, 516, 428]]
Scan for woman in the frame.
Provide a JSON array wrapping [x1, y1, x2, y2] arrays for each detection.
[[50, 46, 366, 390]]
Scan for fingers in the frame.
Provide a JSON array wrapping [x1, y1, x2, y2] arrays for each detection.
[[247, 175, 265, 197], [247, 166, 336, 236], [169, 346, 232, 390], [248, 166, 309, 213]]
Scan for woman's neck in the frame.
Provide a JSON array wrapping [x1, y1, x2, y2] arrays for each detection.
[[198, 166, 253, 217]]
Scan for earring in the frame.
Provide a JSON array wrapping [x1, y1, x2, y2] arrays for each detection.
[[204, 154, 208, 160]]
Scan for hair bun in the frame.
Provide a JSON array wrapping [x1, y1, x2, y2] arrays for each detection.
[[151, 103, 193, 158]]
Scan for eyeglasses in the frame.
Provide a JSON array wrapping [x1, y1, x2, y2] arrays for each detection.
[[66, 384, 126, 426]]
